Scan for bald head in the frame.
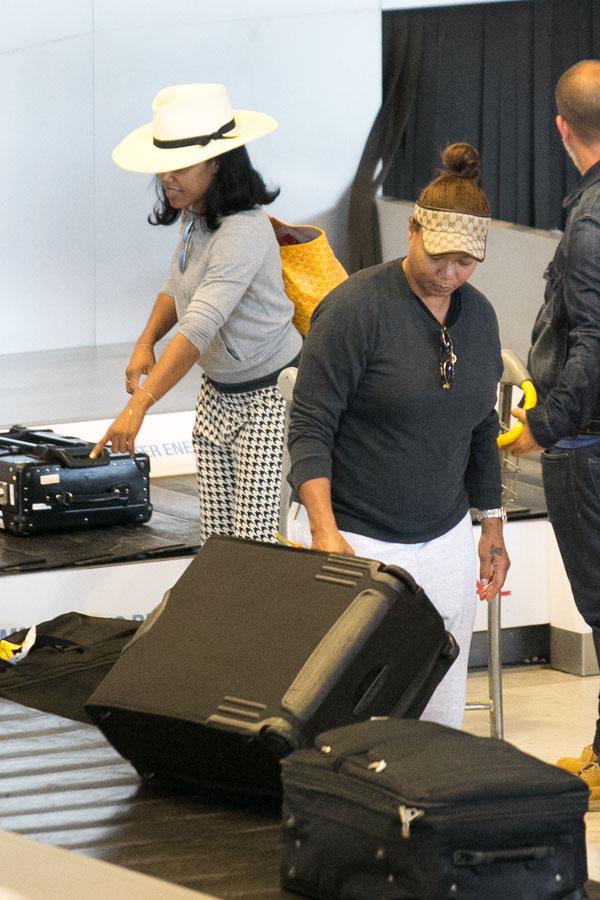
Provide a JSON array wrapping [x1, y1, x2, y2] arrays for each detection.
[[556, 60, 600, 146]]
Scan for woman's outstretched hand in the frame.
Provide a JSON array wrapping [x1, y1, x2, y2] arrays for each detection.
[[90, 398, 149, 459]]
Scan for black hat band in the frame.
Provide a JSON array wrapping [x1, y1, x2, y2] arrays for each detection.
[[153, 118, 236, 149]]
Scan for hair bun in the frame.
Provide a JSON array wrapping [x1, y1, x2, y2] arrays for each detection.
[[441, 143, 481, 181]]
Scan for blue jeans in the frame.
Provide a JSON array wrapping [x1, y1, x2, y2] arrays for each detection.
[[542, 443, 600, 754]]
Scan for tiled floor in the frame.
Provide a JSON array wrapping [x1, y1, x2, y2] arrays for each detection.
[[465, 665, 600, 881]]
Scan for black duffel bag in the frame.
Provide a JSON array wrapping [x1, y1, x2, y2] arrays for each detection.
[[0, 612, 140, 723]]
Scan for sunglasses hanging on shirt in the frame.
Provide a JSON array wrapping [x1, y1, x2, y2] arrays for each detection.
[[178, 218, 195, 273], [439, 327, 457, 390]]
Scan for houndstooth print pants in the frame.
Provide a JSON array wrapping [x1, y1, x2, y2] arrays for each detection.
[[192, 377, 286, 545]]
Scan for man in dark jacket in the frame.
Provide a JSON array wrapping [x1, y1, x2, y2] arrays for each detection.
[[512, 60, 600, 797]]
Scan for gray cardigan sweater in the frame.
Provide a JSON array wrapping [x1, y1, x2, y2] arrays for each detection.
[[161, 207, 302, 384], [288, 261, 503, 543]]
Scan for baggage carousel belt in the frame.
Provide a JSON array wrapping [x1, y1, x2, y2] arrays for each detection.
[[0, 477, 202, 574], [0, 460, 549, 575], [0, 698, 294, 899], [0, 698, 599, 900]]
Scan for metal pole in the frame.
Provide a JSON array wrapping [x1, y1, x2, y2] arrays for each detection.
[[487, 593, 504, 738]]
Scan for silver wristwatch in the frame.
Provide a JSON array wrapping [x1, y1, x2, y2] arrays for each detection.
[[476, 507, 507, 524]]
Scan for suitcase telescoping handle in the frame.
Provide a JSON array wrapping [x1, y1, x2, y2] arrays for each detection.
[[7, 426, 92, 448], [2, 427, 110, 467]]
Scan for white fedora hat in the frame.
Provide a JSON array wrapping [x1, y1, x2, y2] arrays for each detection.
[[112, 83, 278, 174]]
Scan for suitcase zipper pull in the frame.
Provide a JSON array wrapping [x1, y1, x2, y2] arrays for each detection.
[[398, 804, 424, 839]]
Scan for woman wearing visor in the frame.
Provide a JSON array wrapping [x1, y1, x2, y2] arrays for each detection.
[[92, 84, 301, 543], [287, 143, 509, 729]]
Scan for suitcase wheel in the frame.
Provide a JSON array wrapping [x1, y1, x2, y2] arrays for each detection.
[[260, 718, 298, 758]]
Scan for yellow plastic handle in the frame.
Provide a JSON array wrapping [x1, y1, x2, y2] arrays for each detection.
[[497, 380, 537, 447]]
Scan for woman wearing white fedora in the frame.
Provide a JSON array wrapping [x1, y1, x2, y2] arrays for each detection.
[[91, 84, 302, 543]]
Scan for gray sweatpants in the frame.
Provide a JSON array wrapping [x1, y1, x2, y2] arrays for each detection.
[[287, 506, 477, 730]]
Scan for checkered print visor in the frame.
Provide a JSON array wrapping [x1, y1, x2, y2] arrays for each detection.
[[413, 204, 490, 262]]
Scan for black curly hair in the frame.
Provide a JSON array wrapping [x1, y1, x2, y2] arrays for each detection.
[[148, 145, 280, 232]]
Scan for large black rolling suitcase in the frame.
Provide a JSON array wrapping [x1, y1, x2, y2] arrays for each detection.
[[86, 534, 457, 799], [0, 425, 152, 534], [280, 718, 589, 900]]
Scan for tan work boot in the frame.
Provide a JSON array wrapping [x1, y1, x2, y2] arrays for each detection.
[[579, 762, 600, 807], [556, 745, 597, 774]]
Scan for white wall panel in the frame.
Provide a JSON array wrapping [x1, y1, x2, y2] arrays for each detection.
[[0, 29, 95, 353], [94, 0, 379, 27], [0, 557, 192, 637], [0, 0, 91, 53]]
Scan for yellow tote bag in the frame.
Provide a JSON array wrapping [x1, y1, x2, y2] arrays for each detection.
[[270, 217, 348, 336]]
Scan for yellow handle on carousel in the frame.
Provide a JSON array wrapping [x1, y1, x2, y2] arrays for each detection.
[[497, 379, 537, 447]]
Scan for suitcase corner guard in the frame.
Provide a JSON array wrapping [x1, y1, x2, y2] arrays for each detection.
[[206, 709, 299, 758]]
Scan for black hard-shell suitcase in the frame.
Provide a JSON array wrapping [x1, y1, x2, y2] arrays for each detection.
[[0, 425, 152, 534], [0, 612, 140, 723], [280, 718, 589, 899], [86, 534, 458, 798]]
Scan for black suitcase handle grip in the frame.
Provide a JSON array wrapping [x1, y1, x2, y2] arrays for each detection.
[[54, 485, 130, 508], [0, 433, 110, 467], [39, 446, 110, 467]]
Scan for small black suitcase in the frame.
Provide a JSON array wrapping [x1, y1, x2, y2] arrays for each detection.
[[0, 425, 152, 534], [86, 535, 457, 799], [280, 718, 589, 900]]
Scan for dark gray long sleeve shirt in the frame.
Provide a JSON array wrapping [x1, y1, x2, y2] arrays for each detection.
[[288, 261, 502, 543]]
